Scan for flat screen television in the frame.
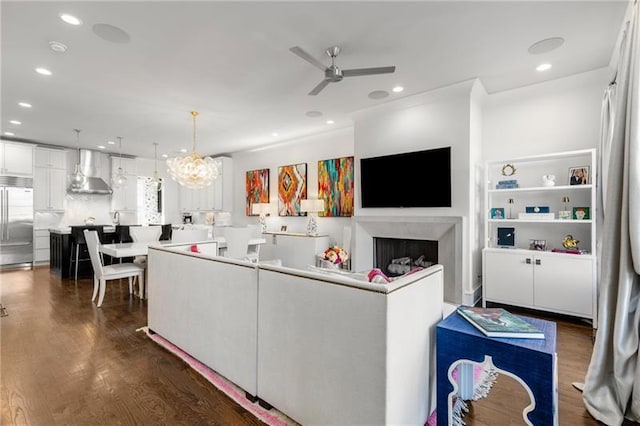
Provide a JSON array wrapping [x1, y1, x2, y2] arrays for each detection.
[[360, 146, 451, 208]]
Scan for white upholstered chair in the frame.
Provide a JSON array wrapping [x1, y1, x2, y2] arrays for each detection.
[[223, 227, 254, 262], [129, 225, 162, 272], [84, 230, 145, 308], [171, 228, 209, 243], [246, 224, 262, 263]]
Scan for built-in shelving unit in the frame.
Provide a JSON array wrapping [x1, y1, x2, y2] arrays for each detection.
[[482, 148, 597, 324]]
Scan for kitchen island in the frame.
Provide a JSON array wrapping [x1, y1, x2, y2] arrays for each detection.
[[49, 226, 118, 279]]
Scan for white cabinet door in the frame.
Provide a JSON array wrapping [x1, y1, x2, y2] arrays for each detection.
[[2, 142, 33, 175], [113, 183, 137, 211], [34, 167, 49, 210], [49, 168, 67, 210], [179, 187, 194, 211], [483, 249, 534, 307], [534, 254, 594, 317]]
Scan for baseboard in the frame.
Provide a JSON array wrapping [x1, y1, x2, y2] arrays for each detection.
[[463, 286, 482, 306]]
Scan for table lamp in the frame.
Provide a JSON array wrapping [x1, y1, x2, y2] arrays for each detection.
[[300, 199, 325, 236], [251, 203, 271, 232]]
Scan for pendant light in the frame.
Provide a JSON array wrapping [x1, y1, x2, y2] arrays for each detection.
[[150, 142, 162, 190], [69, 129, 86, 189], [111, 136, 127, 189], [166, 110, 218, 188]]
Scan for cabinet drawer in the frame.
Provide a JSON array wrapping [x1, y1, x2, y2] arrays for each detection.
[[35, 248, 50, 262], [35, 235, 49, 249]]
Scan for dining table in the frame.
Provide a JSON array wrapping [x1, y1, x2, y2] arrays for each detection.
[[99, 237, 267, 258]]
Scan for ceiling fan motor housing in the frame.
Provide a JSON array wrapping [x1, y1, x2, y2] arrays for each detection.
[[326, 66, 343, 82]]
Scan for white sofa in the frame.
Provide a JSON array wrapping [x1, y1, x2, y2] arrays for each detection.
[[147, 243, 444, 425], [257, 264, 444, 425], [147, 242, 259, 395]]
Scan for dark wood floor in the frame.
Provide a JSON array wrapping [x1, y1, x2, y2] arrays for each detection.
[[0, 266, 622, 425]]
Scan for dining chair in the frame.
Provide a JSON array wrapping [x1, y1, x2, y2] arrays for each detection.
[[69, 225, 104, 280], [171, 228, 209, 243], [84, 230, 145, 308], [223, 227, 254, 262], [129, 226, 162, 268], [246, 224, 262, 263]]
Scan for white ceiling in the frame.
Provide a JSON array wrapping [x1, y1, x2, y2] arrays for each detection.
[[1, 1, 628, 159]]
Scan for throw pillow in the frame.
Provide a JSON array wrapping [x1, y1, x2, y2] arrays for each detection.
[[190, 244, 200, 253]]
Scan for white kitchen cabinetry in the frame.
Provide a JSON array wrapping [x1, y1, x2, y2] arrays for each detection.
[[482, 149, 596, 323], [178, 156, 233, 213], [0, 142, 33, 175], [111, 156, 138, 212], [34, 147, 67, 211], [34, 229, 51, 264], [260, 232, 330, 270]]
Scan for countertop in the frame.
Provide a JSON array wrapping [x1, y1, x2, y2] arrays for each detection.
[[49, 226, 117, 235]]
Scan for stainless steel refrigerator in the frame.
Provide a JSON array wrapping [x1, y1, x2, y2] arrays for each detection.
[[0, 176, 33, 268]]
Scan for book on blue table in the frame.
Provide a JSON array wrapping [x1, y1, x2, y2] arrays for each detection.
[[456, 306, 545, 339]]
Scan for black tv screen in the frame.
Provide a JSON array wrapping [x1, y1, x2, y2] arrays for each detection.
[[360, 147, 451, 208]]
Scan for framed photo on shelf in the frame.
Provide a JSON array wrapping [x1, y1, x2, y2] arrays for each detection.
[[497, 227, 516, 248], [529, 239, 547, 251], [573, 207, 590, 220], [569, 166, 590, 185], [490, 208, 505, 219]]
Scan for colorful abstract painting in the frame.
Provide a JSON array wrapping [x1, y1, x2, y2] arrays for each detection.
[[318, 156, 354, 217], [246, 168, 270, 215], [278, 163, 307, 216]]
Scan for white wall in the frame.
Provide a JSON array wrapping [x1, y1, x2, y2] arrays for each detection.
[[231, 127, 354, 246], [483, 68, 610, 161], [352, 80, 476, 302]]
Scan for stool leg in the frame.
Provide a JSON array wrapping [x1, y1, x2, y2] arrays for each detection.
[[74, 245, 80, 280]]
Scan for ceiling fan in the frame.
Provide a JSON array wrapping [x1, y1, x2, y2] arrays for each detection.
[[290, 45, 396, 95]]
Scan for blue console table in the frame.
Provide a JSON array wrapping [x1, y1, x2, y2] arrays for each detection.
[[436, 312, 557, 425]]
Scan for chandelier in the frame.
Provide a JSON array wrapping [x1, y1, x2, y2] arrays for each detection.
[[150, 142, 162, 190], [69, 129, 85, 190], [111, 136, 127, 189], [166, 110, 218, 188]]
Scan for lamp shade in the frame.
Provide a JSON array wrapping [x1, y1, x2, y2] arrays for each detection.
[[301, 199, 324, 213], [251, 202, 271, 216]]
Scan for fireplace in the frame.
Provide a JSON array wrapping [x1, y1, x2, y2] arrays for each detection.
[[374, 237, 438, 276], [354, 216, 463, 304]]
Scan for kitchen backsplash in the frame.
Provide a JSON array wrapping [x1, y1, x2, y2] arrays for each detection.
[[60, 194, 115, 226]]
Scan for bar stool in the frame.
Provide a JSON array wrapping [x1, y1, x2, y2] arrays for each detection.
[[69, 225, 104, 280]]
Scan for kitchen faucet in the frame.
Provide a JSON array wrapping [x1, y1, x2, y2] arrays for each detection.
[[112, 210, 120, 225]]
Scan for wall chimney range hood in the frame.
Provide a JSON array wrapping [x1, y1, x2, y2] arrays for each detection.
[[67, 149, 113, 195]]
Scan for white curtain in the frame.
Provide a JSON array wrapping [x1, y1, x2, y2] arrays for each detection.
[[583, 1, 640, 424]]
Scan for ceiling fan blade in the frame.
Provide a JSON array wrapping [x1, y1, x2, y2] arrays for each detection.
[[308, 79, 331, 96], [290, 46, 327, 71], [342, 66, 396, 77]]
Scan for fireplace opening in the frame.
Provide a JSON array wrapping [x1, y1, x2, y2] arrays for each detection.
[[374, 237, 438, 277]]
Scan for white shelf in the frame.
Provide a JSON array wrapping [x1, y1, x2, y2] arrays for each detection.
[[488, 184, 592, 193], [488, 219, 593, 224]]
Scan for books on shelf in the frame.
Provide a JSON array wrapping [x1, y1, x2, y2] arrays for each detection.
[[496, 179, 519, 189], [456, 306, 545, 339], [518, 212, 555, 220], [551, 248, 589, 255]]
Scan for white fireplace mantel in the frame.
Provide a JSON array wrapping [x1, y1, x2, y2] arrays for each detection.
[[353, 215, 464, 304]]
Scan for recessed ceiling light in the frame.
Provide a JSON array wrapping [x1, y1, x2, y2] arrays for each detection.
[[326, 120, 335, 125], [9, 120, 21, 125], [271, 132, 278, 137], [93, 23, 131, 44], [528, 37, 564, 55], [392, 86, 404, 93], [368, 90, 389, 100], [49, 41, 68, 53], [305, 110, 323, 118], [97, 145, 106, 149], [4, 132, 15, 136], [107, 140, 115, 145], [35, 67, 52, 76], [18, 102, 32, 108], [536, 63, 552, 72], [180, 148, 187, 153], [60, 13, 82, 25], [162, 154, 168, 158]]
